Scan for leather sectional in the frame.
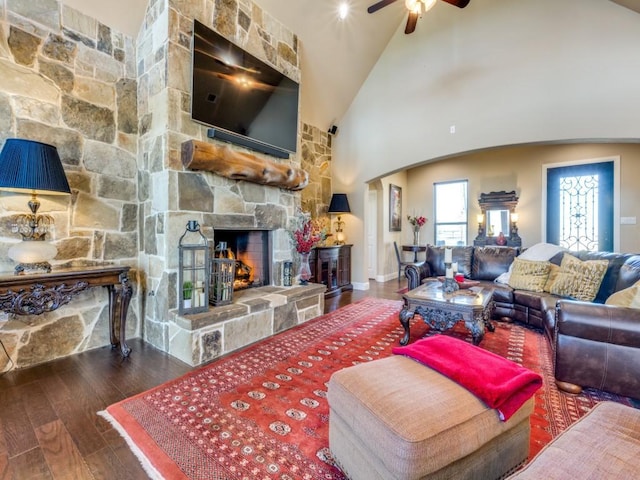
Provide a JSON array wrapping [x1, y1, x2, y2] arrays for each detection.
[[405, 245, 640, 400]]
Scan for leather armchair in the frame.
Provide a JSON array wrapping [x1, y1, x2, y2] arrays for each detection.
[[405, 262, 432, 291], [554, 299, 640, 399]]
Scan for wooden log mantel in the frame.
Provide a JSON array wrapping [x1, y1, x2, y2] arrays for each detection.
[[181, 140, 309, 191]]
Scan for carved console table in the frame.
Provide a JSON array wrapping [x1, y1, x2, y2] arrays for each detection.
[[0, 265, 133, 357]]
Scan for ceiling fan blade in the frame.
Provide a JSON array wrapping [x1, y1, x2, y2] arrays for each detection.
[[441, 0, 471, 8], [404, 11, 418, 34], [367, 0, 398, 14]]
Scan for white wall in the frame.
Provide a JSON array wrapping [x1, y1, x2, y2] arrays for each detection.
[[333, 0, 640, 285]]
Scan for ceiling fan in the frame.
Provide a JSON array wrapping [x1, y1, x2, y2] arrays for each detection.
[[367, 0, 470, 34]]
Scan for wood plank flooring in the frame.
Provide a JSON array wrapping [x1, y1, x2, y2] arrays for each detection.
[[0, 279, 405, 479]]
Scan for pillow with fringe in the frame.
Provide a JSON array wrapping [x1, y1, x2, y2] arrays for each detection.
[[550, 254, 608, 302]]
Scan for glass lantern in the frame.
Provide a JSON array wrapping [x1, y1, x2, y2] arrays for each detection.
[[178, 220, 210, 314], [210, 242, 235, 306]]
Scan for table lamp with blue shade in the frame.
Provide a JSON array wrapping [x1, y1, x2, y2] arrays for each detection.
[[0, 138, 71, 274]]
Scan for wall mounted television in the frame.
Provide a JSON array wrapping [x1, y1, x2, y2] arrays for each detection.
[[191, 20, 299, 158]]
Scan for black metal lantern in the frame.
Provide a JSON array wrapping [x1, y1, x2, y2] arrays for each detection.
[[210, 242, 235, 306], [178, 220, 210, 314]]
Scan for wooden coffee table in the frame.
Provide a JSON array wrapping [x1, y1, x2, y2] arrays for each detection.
[[399, 280, 495, 346]]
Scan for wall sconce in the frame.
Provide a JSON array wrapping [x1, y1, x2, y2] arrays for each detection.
[[178, 220, 210, 314], [476, 213, 485, 235], [328, 193, 351, 245], [510, 212, 520, 236], [0, 139, 71, 274]]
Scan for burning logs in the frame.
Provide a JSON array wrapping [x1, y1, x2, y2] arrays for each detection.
[[181, 140, 309, 191]]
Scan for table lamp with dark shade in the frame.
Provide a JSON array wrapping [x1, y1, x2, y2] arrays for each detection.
[[328, 193, 351, 245], [0, 138, 71, 274]]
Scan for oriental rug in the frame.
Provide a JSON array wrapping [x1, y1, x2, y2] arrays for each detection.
[[99, 297, 638, 480]]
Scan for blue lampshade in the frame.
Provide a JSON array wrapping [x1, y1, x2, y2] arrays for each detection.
[[328, 193, 351, 214], [0, 138, 71, 195]]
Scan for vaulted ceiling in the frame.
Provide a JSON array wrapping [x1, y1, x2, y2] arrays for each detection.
[[62, 0, 640, 131]]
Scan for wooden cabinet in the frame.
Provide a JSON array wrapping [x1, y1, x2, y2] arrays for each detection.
[[309, 245, 353, 297]]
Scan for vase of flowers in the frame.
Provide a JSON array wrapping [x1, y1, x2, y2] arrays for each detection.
[[290, 210, 326, 285], [298, 251, 312, 284], [407, 215, 427, 245]]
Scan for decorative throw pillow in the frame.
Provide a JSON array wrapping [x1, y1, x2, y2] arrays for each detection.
[[543, 263, 561, 293], [550, 253, 609, 302], [605, 280, 640, 308], [508, 258, 551, 292]]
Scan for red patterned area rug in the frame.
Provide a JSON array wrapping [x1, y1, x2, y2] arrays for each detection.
[[99, 298, 638, 479]]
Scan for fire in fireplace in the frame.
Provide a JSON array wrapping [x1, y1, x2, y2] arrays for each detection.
[[213, 230, 272, 290]]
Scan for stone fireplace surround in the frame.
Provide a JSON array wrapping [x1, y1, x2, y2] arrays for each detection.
[[138, 1, 333, 365], [163, 226, 327, 368]]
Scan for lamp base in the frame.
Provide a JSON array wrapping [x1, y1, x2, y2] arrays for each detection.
[[8, 239, 57, 275], [14, 261, 52, 275]]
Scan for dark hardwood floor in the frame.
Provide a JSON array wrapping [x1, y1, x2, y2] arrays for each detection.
[[0, 279, 405, 479]]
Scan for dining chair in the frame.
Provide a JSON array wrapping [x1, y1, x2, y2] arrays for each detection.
[[394, 241, 422, 281]]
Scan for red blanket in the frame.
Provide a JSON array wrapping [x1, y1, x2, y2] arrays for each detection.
[[392, 336, 542, 421]]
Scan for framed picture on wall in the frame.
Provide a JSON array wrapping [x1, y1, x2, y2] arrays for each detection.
[[389, 184, 402, 231]]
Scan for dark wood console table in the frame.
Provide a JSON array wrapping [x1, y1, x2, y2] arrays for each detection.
[[0, 265, 133, 357], [309, 245, 353, 298]]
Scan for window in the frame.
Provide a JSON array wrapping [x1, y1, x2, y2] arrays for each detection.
[[434, 180, 468, 246], [546, 161, 615, 252]]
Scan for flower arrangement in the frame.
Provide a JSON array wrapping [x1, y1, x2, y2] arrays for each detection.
[[290, 210, 326, 253], [407, 215, 427, 228]]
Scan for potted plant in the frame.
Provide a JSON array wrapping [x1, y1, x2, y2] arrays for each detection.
[[183, 280, 193, 308]]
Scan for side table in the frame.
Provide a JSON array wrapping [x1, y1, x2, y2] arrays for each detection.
[[402, 244, 427, 263], [0, 265, 133, 357]]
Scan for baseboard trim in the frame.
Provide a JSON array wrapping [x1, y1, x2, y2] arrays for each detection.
[[378, 272, 399, 283], [352, 281, 369, 291]]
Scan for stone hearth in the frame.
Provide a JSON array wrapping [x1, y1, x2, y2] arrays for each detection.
[[168, 284, 325, 366]]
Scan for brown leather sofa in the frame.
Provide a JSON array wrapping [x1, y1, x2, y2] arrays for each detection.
[[405, 245, 640, 399]]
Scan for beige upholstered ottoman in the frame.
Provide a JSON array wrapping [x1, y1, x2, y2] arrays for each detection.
[[507, 401, 640, 479], [328, 355, 533, 480]]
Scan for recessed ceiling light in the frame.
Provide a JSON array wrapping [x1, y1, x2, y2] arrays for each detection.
[[338, 2, 350, 20]]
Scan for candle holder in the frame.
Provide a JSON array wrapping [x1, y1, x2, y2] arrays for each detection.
[[442, 261, 459, 294], [210, 241, 235, 306], [283, 260, 293, 286], [210, 258, 235, 306]]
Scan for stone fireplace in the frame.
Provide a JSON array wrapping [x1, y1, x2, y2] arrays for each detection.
[[137, 1, 334, 366]]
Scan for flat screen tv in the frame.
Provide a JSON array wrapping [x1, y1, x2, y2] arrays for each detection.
[[191, 20, 299, 156]]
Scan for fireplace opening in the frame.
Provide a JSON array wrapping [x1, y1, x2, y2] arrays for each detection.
[[213, 230, 272, 291]]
